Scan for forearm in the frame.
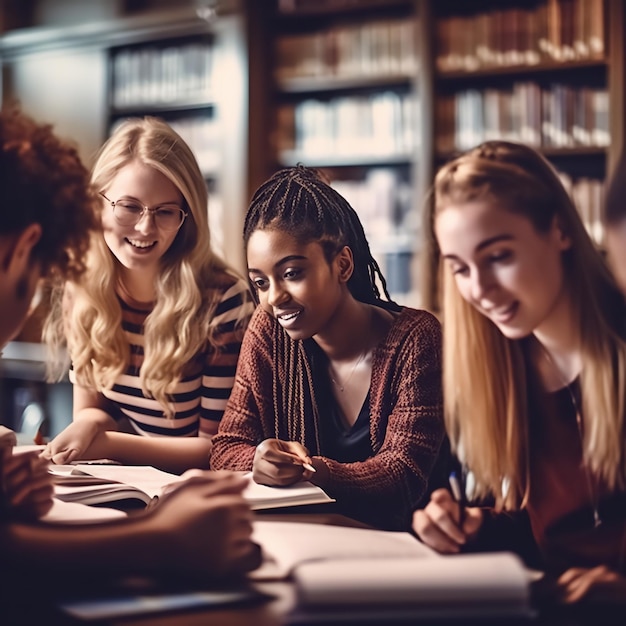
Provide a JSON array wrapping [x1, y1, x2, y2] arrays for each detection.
[[313, 420, 442, 502], [83, 431, 212, 473], [0, 517, 165, 578], [74, 407, 118, 430], [210, 433, 257, 470]]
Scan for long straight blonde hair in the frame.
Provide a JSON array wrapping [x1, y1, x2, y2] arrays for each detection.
[[433, 141, 626, 509], [46, 117, 246, 417]]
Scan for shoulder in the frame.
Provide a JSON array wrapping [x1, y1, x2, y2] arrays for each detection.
[[374, 307, 441, 364], [211, 274, 254, 319], [390, 307, 441, 340]]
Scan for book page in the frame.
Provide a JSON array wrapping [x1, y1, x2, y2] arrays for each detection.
[[242, 472, 334, 510], [41, 498, 127, 524], [250, 520, 437, 581], [294, 552, 532, 617], [70, 465, 183, 498]]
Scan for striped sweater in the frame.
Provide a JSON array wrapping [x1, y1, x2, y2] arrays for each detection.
[[69, 278, 254, 438]]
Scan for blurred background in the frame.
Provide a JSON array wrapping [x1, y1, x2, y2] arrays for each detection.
[[0, 0, 623, 438]]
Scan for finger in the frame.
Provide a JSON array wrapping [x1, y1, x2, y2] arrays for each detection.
[[558, 573, 593, 604], [412, 509, 463, 553], [427, 499, 466, 544], [430, 487, 457, 506], [281, 441, 310, 458], [51, 448, 79, 465], [254, 461, 303, 485], [227, 541, 263, 575], [4, 450, 41, 472], [261, 448, 305, 466]]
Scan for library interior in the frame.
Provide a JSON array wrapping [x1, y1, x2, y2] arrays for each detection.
[[1, 0, 625, 624]]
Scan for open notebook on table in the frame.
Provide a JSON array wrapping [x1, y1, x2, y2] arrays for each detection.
[[48, 466, 333, 521], [251, 520, 536, 622]]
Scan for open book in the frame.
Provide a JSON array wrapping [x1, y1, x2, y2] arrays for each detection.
[[50, 464, 181, 507], [250, 520, 436, 580], [50, 466, 334, 511], [251, 521, 535, 621], [292, 553, 534, 620], [242, 473, 334, 510]]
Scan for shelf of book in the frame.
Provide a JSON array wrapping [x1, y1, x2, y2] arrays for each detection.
[[254, 0, 423, 307], [420, 0, 622, 311], [102, 10, 249, 273]]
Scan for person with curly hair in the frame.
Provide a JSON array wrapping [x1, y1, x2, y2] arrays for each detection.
[[43, 117, 253, 473], [0, 106, 260, 595]]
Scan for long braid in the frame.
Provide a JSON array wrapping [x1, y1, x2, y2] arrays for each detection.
[[245, 165, 396, 453]]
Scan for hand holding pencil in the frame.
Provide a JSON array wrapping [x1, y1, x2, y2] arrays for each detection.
[[411, 474, 484, 555], [252, 438, 318, 487]]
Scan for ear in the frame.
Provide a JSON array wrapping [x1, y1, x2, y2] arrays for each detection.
[[335, 246, 354, 283], [551, 215, 572, 251], [1, 224, 43, 275]]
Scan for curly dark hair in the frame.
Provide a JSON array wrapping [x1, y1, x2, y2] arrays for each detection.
[[0, 105, 98, 281]]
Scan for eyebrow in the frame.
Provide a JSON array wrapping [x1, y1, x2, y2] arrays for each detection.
[[248, 254, 308, 274], [116, 195, 181, 206], [442, 234, 514, 260]]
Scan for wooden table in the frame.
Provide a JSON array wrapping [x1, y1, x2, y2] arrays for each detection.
[[5, 510, 622, 626]]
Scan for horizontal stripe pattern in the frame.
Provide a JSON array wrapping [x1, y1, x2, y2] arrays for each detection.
[[72, 278, 253, 438]]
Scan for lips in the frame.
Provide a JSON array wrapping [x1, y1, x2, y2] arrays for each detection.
[[126, 238, 157, 250], [275, 308, 302, 328], [486, 301, 518, 324]]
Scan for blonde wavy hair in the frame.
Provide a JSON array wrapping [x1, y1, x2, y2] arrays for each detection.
[[433, 141, 626, 509], [45, 117, 245, 417]]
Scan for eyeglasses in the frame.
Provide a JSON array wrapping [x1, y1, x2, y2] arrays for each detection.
[[100, 192, 188, 231]]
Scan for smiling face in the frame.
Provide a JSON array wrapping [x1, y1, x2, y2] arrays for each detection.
[[247, 228, 350, 341], [101, 161, 183, 279], [435, 200, 572, 340]]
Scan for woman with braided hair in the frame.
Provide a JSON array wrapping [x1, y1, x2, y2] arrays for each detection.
[[211, 165, 445, 530]]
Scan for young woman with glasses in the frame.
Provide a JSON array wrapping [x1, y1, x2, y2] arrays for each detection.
[[43, 117, 253, 473]]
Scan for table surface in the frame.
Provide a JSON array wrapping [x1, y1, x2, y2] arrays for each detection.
[[4, 510, 624, 626]]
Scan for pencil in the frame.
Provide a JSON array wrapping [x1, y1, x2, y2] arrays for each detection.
[[448, 471, 466, 526]]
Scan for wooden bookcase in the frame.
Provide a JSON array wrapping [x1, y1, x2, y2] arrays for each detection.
[[248, 0, 626, 312], [247, 0, 425, 307], [421, 0, 625, 310], [104, 23, 246, 270]]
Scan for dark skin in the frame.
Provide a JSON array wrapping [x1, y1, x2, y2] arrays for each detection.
[[247, 229, 395, 490]]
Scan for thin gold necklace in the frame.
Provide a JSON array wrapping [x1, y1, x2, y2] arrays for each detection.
[[539, 345, 602, 528], [329, 349, 368, 393]]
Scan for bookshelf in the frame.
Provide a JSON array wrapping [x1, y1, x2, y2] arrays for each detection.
[[250, 0, 626, 311], [248, 0, 425, 307], [421, 0, 626, 311], [103, 13, 248, 271]]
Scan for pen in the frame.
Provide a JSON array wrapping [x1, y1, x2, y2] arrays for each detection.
[[448, 470, 466, 527], [292, 455, 316, 473]]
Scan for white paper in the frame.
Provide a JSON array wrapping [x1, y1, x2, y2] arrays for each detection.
[[250, 520, 437, 581], [242, 473, 334, 510], [294, 552, 532, 612], [40, 498, 127, 524]]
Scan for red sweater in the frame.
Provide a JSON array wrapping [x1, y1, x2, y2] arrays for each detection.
[[211, 305, 445, 530]]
